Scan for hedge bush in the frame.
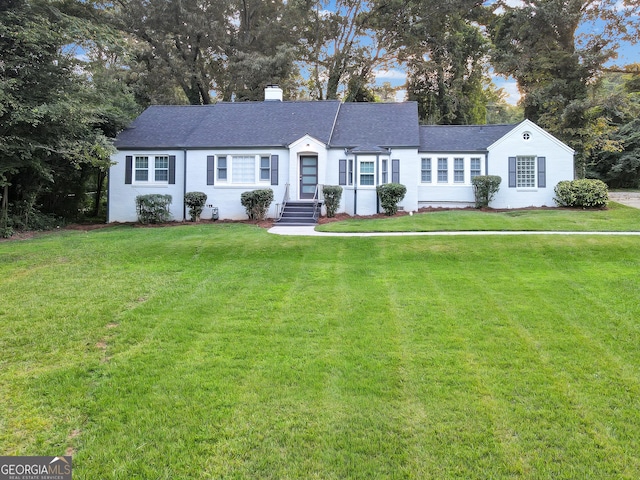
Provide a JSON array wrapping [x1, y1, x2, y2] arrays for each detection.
[[554, 179, 609, 208], [240, 188, 274, 220], [376, 183, 407, 216], [136, 194, 172, 223], [322, 185, 343, 218], [471, 175, 502, 208], [184, 191, 207, 222]]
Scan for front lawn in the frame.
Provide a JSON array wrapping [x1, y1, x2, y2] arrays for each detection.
[[316, 201, 640, 233], [1, 224, 639, 478]]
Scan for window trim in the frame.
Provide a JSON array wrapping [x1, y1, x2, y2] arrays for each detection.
[[470, 157, 481, 180], [215, 154, 272, 185], [133, 155, 170, 184], [437, 157, 448, 183], [453, 157, 464, 183], [421, 157, 432, 183]]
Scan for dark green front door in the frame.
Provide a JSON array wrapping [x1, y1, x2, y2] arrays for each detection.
[[300, 156, 318, 199]]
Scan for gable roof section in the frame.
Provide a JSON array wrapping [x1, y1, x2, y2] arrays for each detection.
[[329, 102, 420, 148], [115, 101, 342, 149], [419, 124, 516, 152]]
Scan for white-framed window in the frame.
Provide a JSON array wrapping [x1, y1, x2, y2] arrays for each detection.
[[470, 157, 481, 179], [217, 156, 227, 181], [454, 158, 464, 183], [260, 156, 270, 181], [381, 159, 388, 184], [517, 156, 536, 188], [216, 155, 271, 184], [134, 155, 169, 183], [154, 156, 169, 182], [359, 161, 375, 186], [437, 158, 448, 183], [421, 158, 432, 183], [134, 156, 149, 182]]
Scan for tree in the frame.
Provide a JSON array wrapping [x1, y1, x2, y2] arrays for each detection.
[[488, 0, 640, 168], [299, 0, 391, 101], [373, 0, 490, 123], [112, 0, 301, 104], [0, 0, 125, 234]]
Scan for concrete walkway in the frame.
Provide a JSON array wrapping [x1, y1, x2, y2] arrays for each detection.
[[268, 226, 640, 237], [269, 193, 640, 236], [609, 191, 640, 209]]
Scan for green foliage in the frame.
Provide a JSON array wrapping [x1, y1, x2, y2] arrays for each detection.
[[554, 179, 609, 208], [322, 185, 343, 218], [135, 194, 173, 223], [184, 191, 207, 222], [471, 175, 502, 208], [0, 0, 136, 232], [376, 183, 407, 216], [240, 189, 274, 221]]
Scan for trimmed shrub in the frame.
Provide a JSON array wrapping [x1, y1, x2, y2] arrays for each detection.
[[322, 185, 343, 218], [240, 188, 274, 220], [184, 191, 207, 222], [472, 175, 502, 208], [554, 179, 608, 208], [376, 183, 407, 216], [135, 194, 172, 224]]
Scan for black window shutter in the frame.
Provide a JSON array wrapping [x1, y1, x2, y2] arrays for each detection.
[[168, 155, 176, 184], [392, 159, 400, 183], [207, 156, 215, 185], [508, 157, 517, 188], [339, 159, 347, 185], [271, 155, 279, 185], [125, 156, 132, 184], [538, 156, 546, 188]]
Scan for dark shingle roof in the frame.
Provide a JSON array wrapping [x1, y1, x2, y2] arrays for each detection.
[[329, 102, 420, 148], [115, 101, 342, 149], [419, 124, 517, 152]]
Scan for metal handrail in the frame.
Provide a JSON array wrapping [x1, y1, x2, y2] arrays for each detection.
[[312, 184, 324, 221], [277, 183, 290, 221]]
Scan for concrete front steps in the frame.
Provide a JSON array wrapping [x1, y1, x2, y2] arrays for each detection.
[[275, 201, 319, 226]]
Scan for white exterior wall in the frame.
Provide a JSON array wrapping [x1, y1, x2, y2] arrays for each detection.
[[185, 148, 290, 220], [289, 136, 328, 202], [323, 148, 418, 216], [108, 150, 186, 222], [414, 153, 485, 208], [488, 120, 574, 208]]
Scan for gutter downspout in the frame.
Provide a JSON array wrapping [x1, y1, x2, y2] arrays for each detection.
[[183, 149, 187, 221], [106, 166, 110, 223], [353, 155, 358, 216]]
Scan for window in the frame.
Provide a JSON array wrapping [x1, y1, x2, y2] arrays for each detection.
[[437, 158, 448, 183], [134, 156, 148, 182], [360, 161, 375, 186], [134, 155, 169, 183], [260, 156, 270, 181], [470, 158, 481, 179], [231, 156, 256, 183], [517, 156, 536, 187], [421, 158, 432, 183], [154, 156, 169, 182], [381, 159, 388, 184], [522, 132, 531, 141], [217, 156, 227, 181], [454, 158, 464, 183]]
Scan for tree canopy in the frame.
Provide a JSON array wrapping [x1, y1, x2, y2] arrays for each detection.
[[1, 0, 640, 235]]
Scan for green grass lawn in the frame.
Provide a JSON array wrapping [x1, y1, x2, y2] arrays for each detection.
[[2, 223, 640, 479], [317, 201, 640, 233]]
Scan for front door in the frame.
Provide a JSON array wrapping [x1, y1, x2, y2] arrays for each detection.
[[300, 156, 318, 199]]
